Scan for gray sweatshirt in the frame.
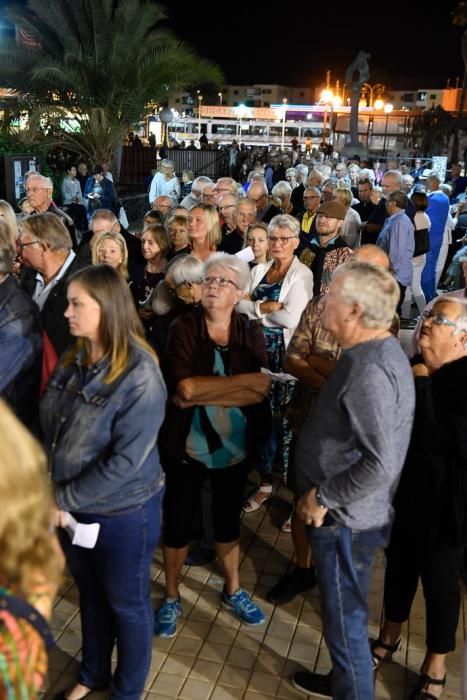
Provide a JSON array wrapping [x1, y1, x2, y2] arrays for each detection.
[[295, 335, 415, 530]]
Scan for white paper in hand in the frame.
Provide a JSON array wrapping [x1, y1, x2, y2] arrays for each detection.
[[63, 512, 100, 549], [235, 246, 255, 263]]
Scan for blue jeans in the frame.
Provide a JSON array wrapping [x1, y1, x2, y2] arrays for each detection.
[[308, 520, 390, 700], [59, 492, 163, 700]]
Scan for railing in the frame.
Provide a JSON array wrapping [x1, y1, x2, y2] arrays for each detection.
[[119, 146, 229, 190]]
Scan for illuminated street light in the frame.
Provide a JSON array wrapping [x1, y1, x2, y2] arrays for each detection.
[[197, 90, 203, 145], [383, 103, 394, 157], [236, 103, 249, 147], [281, 98, 287, 151], [361, 82, 386, 108], [320, 87, 335, 145], [218, 92, 223, 106]]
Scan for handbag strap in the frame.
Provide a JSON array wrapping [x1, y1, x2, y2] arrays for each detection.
[[0, 593, 54, 650]]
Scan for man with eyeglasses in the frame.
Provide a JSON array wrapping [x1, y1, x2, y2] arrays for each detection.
[[25, 173, 77, 249], [247, 181, 281, 224], [219, 200, 256, 254], [297, 201, 353, 297], [217, 193, 238, 237], [298, 187, 321, 242], [180, 176, 213, 209]]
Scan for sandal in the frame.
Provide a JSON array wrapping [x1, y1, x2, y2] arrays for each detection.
[[410, 673, 446, 699], [242, 485, 273, 513], [370, 636, 401, 670]]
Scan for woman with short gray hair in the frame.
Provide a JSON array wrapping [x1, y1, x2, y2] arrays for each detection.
[[271, 181, 294, 215], [238, 214, 313, 512]]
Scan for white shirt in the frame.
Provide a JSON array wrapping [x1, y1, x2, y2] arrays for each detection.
[[33, 250, 76, 310]]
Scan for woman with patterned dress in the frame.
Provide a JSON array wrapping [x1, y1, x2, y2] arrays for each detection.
[[237, 214, 314, 512]]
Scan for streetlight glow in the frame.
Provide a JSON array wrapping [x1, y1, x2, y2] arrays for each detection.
[[383, 103, 394, 157], [197, 91, 203, 144], [218, 92, 222, 105]]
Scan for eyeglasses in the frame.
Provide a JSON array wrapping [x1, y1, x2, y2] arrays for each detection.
[[25, 187, 47, 194], [303, 196, 320, 200], [219, 204, 235, 212], [421, 310, 462, 330], [201, 276, 239, 289], [167, 280, 202, 297], [267, 235, 298, 245], [18, 239, 41, 250]]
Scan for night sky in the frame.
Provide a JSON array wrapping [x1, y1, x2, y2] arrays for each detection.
[[168, 2, 464, 92]]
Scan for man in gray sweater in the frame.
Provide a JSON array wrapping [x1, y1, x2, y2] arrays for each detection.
[[292, 261, 415, 700]]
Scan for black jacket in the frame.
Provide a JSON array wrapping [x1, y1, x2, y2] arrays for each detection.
[[392, 356, 467, 547], [20, 255, 85, 357]]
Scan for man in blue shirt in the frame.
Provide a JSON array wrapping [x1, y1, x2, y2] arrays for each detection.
[[377, 190, 415, 315]]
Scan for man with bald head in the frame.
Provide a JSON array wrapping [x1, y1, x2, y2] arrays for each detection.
[[267, 245, 392, 616], [247, 181, 281, 223], [361, 170, 415, 244], [26, 173, 77, 248]]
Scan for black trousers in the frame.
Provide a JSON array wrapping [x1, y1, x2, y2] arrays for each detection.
[[163, 458, 249, 548], [383, 531, 463, 653]]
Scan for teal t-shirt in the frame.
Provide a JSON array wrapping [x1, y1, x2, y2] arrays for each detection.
[[186, 347, 247, 468]]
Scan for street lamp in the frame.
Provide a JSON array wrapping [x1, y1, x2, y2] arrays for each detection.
[[218, 92, 223, 106], [281, 98, 287, 151], [236, 103, 248, 147], [382, 103, 394, 157], [197, 90, 203, 144], [361, 82, 386, 108], [320, 87, 334, 144]]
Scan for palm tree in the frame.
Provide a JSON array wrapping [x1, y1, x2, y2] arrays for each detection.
[[0, 0, 223, 176], [451, 1, 467, 161], [411, 106, 453, 156]]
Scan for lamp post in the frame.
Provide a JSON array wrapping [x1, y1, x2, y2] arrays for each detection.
[[237, 103, 247, 147], [320, 87, 334, 144], [218, 92, 223, 106], [382, 103, 394, 157], [281, 98, 287, 151], [361, 82, 386, 108], [197, 91, 203, 144]]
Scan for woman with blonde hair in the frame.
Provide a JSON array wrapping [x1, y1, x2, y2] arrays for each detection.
[[187, 202, 221, 261], [0, 199, 19, 247], [92, 231, 129, 280], [334, 186, 361, 248], [41, 264, 166, 700], [0, 400, 62, 699], [245, 222, 271, 266]]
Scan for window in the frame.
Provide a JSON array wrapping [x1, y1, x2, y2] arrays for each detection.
[[262, 89, 272, 95], [417, 92, 427, 101], [430, 94, 437, 100], [263, 101, 270, 107], [299, 92, 305, 97], [402, 93, 415, 102], [233, 90, 239, 95], [175, 98, 180, 103]]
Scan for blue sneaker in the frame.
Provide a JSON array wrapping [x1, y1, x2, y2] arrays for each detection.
[[221, 587, 265, 626], [154, 597, 182, 638]]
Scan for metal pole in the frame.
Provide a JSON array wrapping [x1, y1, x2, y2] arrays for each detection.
[[239, 115, 242, 148], [383, 113, 388, 157], [281, 99, 287, 151]]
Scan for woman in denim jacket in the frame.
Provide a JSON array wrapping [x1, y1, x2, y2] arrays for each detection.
[[40, 265, 166, 700]]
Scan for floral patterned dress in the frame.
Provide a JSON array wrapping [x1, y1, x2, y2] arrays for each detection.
[[252, 274, 295, 482]]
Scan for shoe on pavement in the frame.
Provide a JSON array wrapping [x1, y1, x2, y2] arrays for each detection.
[[221, 587, 265, 626], [266, 566, 317, 605], [291, 671, 333, 697], [154, 597, 182, 638]]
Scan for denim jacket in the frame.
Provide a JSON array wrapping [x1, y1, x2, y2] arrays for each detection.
[[40, 342, 167, 513]]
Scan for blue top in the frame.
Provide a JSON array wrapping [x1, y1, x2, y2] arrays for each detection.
[[186, 348, 246, 468], [295, 336, 415, 530], [377, 210, 415, 286], [40, 342, 167, 513]]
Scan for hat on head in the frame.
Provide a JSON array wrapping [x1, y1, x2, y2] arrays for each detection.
[[316, 200, 347, 220]]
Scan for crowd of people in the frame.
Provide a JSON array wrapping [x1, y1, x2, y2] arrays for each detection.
[[2, 148, 467, 700]]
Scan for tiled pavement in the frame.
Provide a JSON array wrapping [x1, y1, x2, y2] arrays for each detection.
[[45, 482, 465, 699]]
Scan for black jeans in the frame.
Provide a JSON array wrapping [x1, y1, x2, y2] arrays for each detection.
[[384, 533, 463, 653]]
